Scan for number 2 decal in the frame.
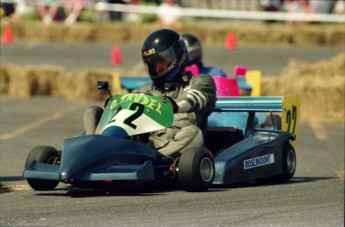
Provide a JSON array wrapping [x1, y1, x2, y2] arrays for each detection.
[[124, 103, 145, 129], [108, 103, 145, 129]]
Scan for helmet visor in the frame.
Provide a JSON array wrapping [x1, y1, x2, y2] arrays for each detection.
[[143, 46, 177, 79]]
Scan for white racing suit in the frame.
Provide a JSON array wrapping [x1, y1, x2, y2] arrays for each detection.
[[133, 73, 216, 158]]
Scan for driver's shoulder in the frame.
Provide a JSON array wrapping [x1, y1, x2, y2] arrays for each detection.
[[191, 73, 215, 84]]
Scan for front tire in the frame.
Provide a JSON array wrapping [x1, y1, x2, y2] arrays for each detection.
[[177, 147, 215, 192], [25, 146, 60, 191]]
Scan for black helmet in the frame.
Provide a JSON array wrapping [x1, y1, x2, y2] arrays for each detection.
[[181, 33, 202, 66], [142, 29, 189, 85]]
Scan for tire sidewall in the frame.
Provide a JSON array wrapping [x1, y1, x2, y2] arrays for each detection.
[[25, 146, 58, 167], [25, 146, 60, 191], [177, 147, 215, 191], [282, 142, 296, 180]]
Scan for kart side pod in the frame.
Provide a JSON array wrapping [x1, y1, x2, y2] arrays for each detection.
[[212, 95, 300, 184], [213, 129, 294, 184]]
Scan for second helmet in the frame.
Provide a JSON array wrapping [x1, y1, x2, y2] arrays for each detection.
[[181, 33, 202, 66]]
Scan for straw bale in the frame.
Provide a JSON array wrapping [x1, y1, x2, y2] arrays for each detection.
[[8, 22, 345, 46], [0, 64, 11, 94], [63, 24, 95, 42], [5, 65, 64, 97], [59, 70, 113, 101], [262, 53, 344, 122]]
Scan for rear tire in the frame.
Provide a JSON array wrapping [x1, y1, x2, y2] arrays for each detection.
[[256, 142, 296, 184], [278, 142, 296, 182], [177, 147, 215, 192], [25, 146, 60, 191]]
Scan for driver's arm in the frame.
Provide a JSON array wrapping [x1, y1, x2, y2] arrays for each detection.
[[176, 74, 216, 113]]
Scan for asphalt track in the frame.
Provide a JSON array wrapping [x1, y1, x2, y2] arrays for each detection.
[[0, 42, 344, 226]]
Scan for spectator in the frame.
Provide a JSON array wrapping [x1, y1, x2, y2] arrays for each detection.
[[260, 0, 284, 12], [309, 0, 334, 14], [107, 0, 125, 21], [62, 0, 86, 25], [35, 0, 59, 24], [125, 0, 141, 23], [284, 0, 313, 25], [285, 0, 313, 13], [333, 0, 345, 14], [260, 0, 284, 23], [16, 0, 31, 19], [0, 1, 17, 24], [143, 0, 161, 3], [155, 0, 182, 28]]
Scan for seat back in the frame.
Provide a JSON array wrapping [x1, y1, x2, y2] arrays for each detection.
[[205, 127, 244, 154], [213, 76, 240, 97]]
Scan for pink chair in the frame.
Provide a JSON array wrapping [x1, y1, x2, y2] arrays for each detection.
[[213, 76, 240, 97], [233, 66, 247, 77], [185, 64, 199, 75]]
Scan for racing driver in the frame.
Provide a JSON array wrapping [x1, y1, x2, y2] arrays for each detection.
[[83, 28, 217, 159]]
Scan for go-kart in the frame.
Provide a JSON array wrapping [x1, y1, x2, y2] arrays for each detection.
[[23, 81, 215, 192], [23, 81, 300, 192]]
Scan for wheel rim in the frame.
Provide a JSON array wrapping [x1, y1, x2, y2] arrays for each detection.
[[287, 149, 296, 174], [200, 157, 214, 182], [47, 156, 59, 165]]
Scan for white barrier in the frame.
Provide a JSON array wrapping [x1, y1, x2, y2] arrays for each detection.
[[93, 3, 345, 23], [2, 1, 344, 23]]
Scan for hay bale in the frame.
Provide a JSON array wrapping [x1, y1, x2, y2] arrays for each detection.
[[64, 23, 95, 42], [8, 21, 345, 46], [6, 65, 64, 97], [0, 64, 12, 94], [47, 24, 69, 42], [92, 24, 130, 43], [262, 53, 345, 122], [17, 22, 52, 41], [325, 26, 345, 46], [291, 26, 326, 45], [126, 24, 156, 43], [60, 70, 113, 101]]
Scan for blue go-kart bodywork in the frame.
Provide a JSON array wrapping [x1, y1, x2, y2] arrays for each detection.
[[23, 81, 300, 192]]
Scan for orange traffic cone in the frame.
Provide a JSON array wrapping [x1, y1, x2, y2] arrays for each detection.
[[225, 32, 236, 50], [2, 27, 13, 44], [111, 46, 121, 65]]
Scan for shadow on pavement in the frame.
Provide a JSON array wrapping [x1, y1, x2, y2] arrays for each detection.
[[14, 176, 337, 198], [212, 176, 337, 189], [0, 176, 24, 182]]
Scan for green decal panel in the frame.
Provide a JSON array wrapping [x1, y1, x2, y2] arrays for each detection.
[[96, 93, 174, 134]]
